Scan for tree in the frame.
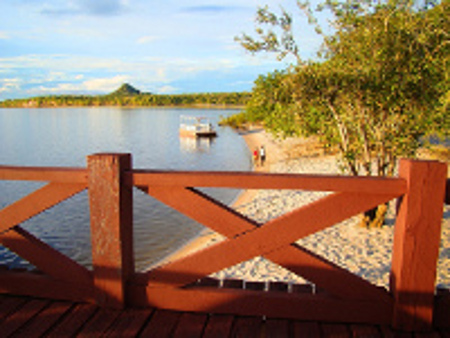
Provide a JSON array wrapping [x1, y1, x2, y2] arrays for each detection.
[[235, 5, 302, 63], [237, 0, 449, 226]]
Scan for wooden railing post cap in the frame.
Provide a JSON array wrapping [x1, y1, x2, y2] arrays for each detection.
[[87, 153, 132, 171], [398, 158, 447, 167], [87, 153, 131, 160]]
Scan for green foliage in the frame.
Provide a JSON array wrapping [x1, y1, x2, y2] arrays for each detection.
[[218, 111, 249, 129], [235, 6, 301, 63], [236, 0, 449, 178]]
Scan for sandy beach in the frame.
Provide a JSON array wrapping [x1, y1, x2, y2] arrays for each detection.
[[162, 128, 450, 289]]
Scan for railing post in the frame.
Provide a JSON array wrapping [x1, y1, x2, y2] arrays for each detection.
[[87, 153, 134, 309], [390, 159, 447, 331]]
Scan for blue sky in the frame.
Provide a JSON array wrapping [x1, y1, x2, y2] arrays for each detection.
[[0, 0, 323, 100]]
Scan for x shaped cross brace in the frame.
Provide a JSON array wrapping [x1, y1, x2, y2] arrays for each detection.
[[140, 186, 396, 303]]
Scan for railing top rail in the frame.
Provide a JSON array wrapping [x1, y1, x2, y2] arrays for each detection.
[[0, 166, 87, 183], [0, 164, 407, 195], [129, 170, 407, 195]]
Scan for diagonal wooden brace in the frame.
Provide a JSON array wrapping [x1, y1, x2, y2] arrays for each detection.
[[0, 182, 87, 234], [143, 186, 396, 302]]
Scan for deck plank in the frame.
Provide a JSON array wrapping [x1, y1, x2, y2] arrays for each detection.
[[292, 321, 322, 338], [172, 312, 209, 338], [202, 314, 235, 338], [230, 316, 263, 338], [0, 299, 49, 337], [322, 323, 351, 338], [0, 296, 28, 322], [0, 295, 447, 337], [104, 308, 153, 337], [414, 332, 442, 338], [76, 308, 122, 337], [349, 324, 382, 338], [439, 329, 450, 338], [46, 303, 98, 337], [139, 309, 181, 337], [11, 301, 73, 337], [265, 319, 291, 338], [379, 325, 412, 338]]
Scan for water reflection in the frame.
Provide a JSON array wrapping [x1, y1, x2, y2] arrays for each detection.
[[180, 136, 215, 153]]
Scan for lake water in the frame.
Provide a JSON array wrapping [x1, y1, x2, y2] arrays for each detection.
[[0, 107, 251, 271]]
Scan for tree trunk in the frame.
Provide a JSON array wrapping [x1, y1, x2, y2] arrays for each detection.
[[359, 203, 388, 228]]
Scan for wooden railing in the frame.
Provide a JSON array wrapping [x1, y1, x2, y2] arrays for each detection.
[[0, 153, 448, 332]]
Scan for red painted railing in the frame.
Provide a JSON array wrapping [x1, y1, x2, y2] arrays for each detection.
[[0, 153, 448, 331]]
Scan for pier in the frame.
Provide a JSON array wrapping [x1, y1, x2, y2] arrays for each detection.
[[0, 153, 448, 336]]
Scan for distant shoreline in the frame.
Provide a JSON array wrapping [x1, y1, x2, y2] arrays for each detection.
[[0, 87, 250, 109], [0, 103, 246, 110]]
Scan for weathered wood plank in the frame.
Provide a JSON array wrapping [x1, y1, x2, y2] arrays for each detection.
[[0, 182, 86, 233], [350, 324, 382, 338], [390, 160, 447, 331], [434, 291, 450, 329], [230, 316, 263, 338], [0, 296, 28, 322], [292, 321, 321, 338], [104, 308, 153, 337], [132, 170, 407, 195], [265, 318, 290, 338], [88, 153, 134, 309], [76, 308, 122, 337], [0, 299, 49, 337], [138, 309, 181, 337], [439, 329, 450, 338], [172, 312, 209, 338], [321, 323, 350, 338], [414, 332, 442, 338], [11, 301, 73, 337], [202, 314, 235, 338], [379, 325, 412, 338], [46, 303, 98, 337]]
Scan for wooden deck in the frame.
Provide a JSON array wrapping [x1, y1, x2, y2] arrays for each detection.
[[0, 294, 448, 337], [0, 154, 449, 335]]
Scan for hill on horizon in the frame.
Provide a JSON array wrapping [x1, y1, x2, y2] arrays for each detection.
[[110, 83, 142, 96]]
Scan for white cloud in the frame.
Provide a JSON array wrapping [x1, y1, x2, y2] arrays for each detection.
[[156, 85, 178, 94], [0, 78, 21, 93], [0, 52, 278, 98], [21, 75, 129, 96], [83, 75, 130, 92]]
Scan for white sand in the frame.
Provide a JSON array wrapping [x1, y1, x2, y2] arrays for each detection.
[[168, 128, 450, 290]]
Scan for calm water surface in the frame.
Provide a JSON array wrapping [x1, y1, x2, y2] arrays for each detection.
[[0, 107, 251, 271]]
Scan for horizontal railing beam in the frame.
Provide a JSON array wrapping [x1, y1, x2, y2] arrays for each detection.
[[0, 166, 87, 183], [0, 270, 95, 303], [130, 170, 407, 195], [128, 285, 393, 325]]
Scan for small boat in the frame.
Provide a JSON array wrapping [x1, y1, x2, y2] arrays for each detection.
[[179, 115, 217, 138]]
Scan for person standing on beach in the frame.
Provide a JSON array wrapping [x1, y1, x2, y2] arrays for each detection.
[[253, 148, 259, 167], [259, 145, 266, 166]]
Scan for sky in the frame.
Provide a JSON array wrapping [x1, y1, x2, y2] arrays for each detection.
[[0, 0, 324, 100]]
